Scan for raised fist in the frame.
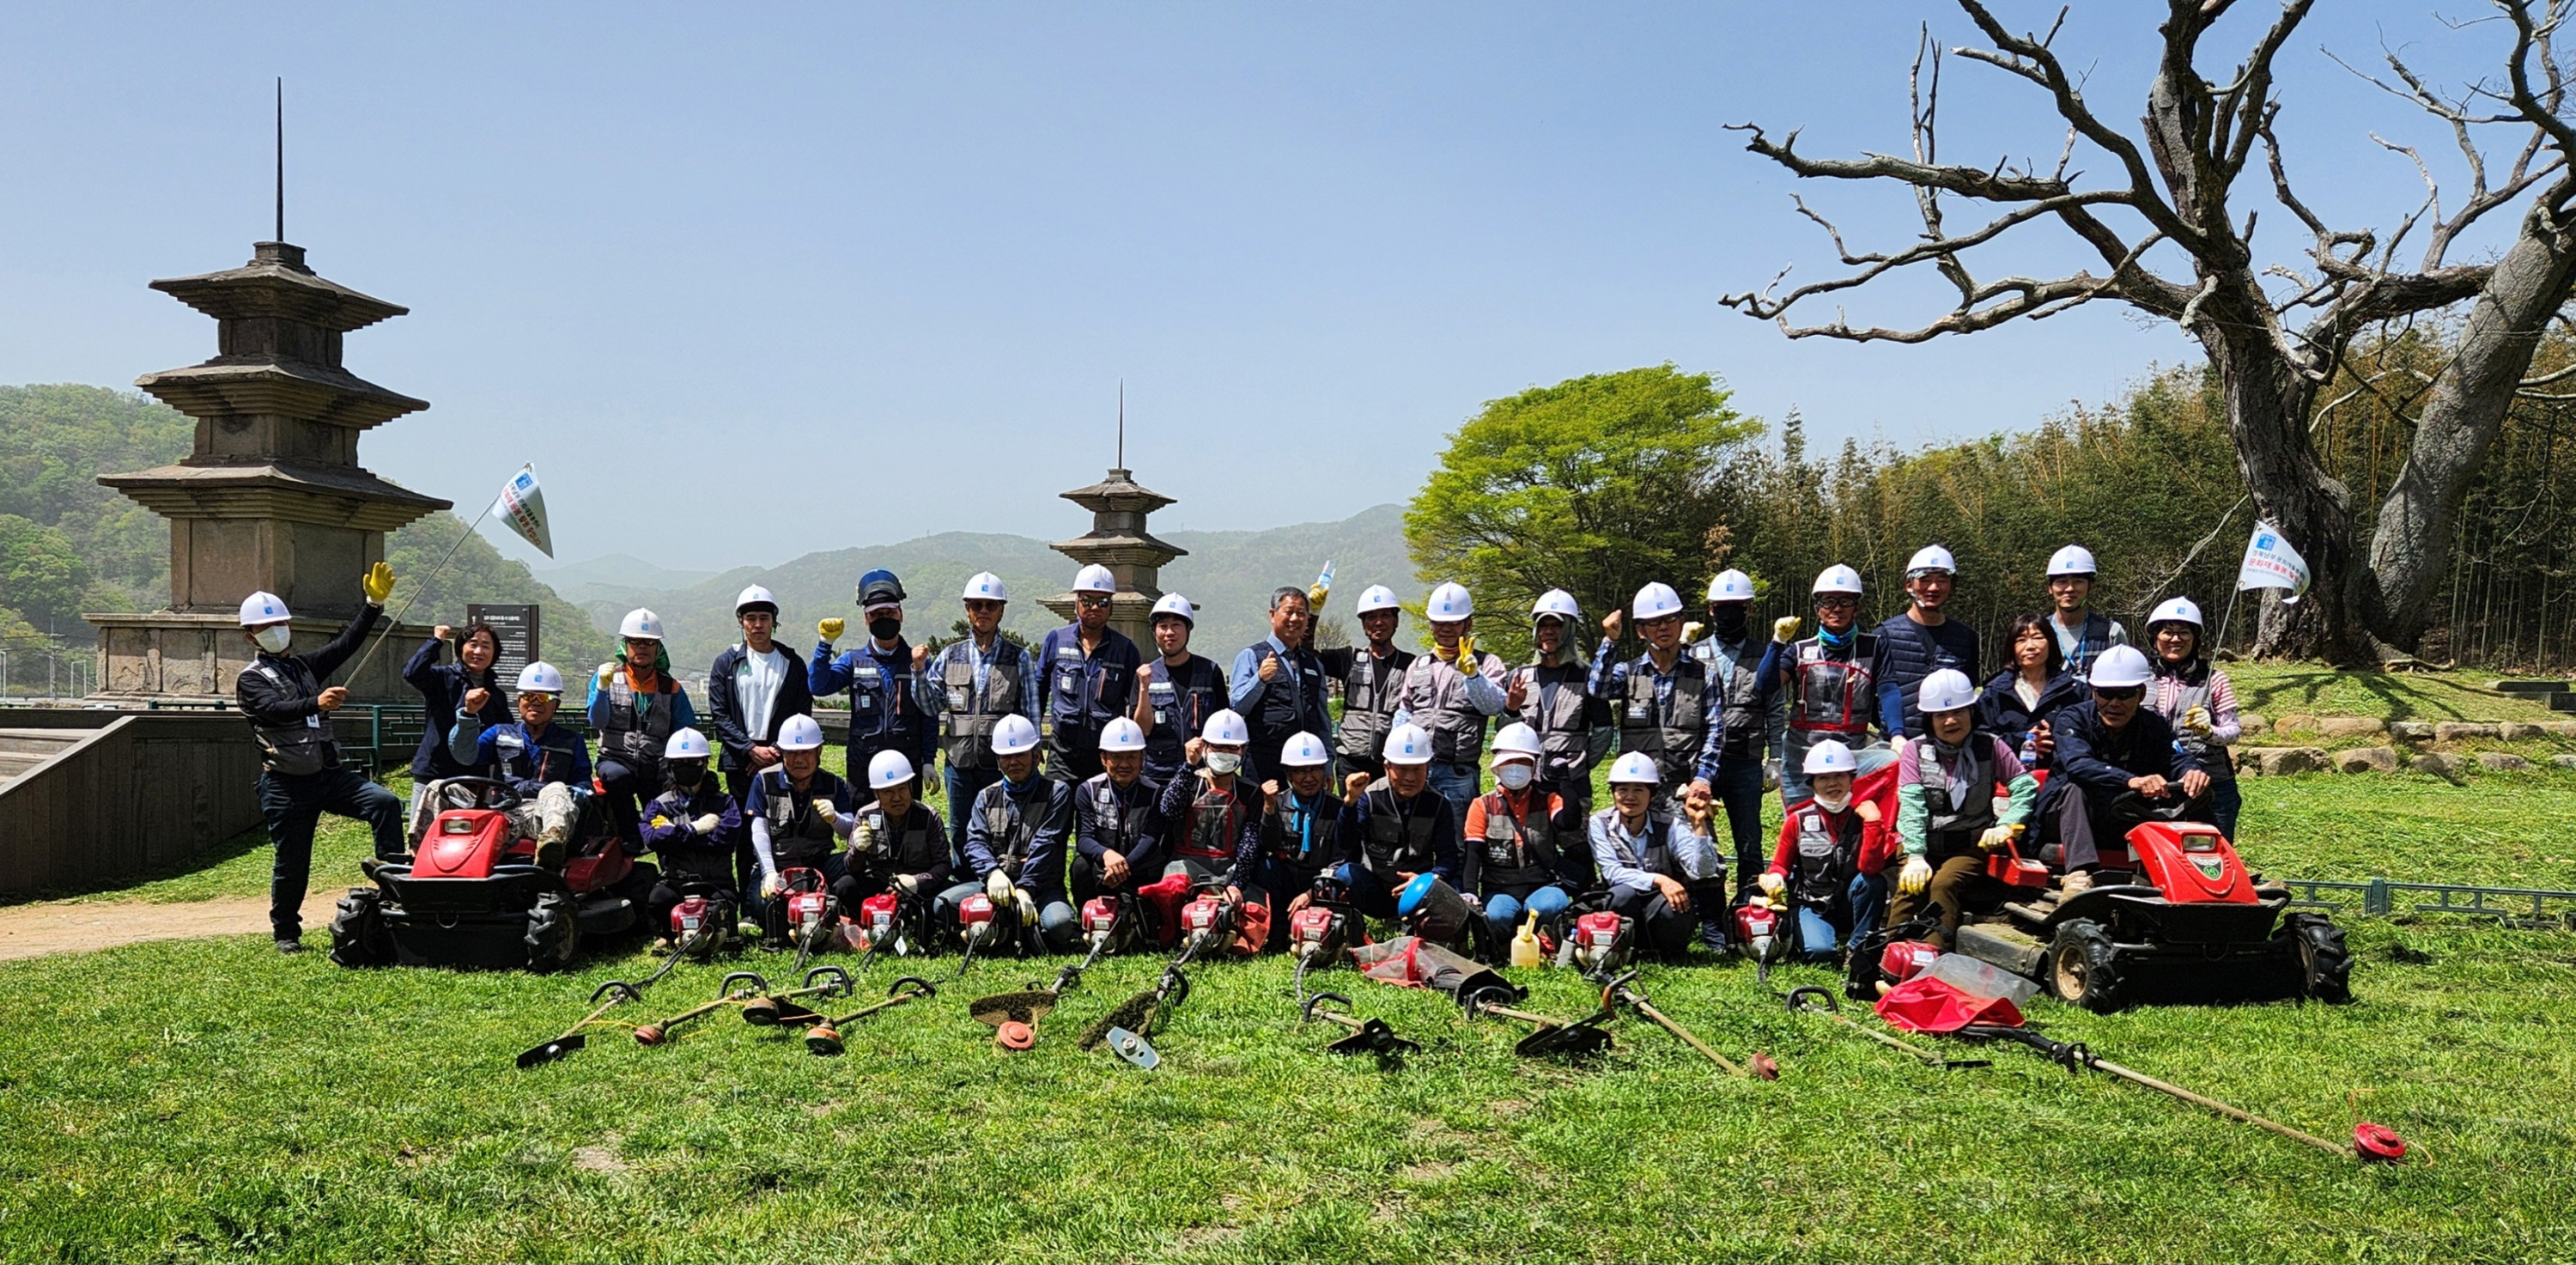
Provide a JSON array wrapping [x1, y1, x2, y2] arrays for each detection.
[[1772, 616, 1802, 643], [818, 617, 846, 643]]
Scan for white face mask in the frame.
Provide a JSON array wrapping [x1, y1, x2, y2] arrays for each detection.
[[1495, 763, 1535, 791], [252, 624, 292, 654], [1205, 751, 1242, 775], [1813, 789, 1852, 814]]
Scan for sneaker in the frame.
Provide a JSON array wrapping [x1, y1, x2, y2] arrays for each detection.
[[274, 935, 305, 955], [2058, 869, 2094, 897]]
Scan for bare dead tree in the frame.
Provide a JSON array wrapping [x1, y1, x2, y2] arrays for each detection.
[[1722, 0, 2576, 661]]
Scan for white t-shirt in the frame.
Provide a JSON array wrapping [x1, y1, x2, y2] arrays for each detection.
[[738, 646, 792, 739]]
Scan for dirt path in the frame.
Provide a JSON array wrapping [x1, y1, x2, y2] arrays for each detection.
[[0, 891, 342, 962]]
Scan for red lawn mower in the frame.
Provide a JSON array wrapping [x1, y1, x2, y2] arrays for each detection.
[[1946, 813, 2353, 1013], [331, 777, 651, 972]]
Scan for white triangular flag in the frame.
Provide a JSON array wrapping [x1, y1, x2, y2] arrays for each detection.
[[492, 464, 554, 557], [2235, 520, 2310, 605]]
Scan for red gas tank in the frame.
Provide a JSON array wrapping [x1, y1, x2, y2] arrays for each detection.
[[412, 809, 510, 879], [2125, 821, 2257, 904]]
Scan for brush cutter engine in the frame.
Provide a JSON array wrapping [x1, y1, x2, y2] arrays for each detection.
[[670, 893, 734, 957], [1734, 900, 1787, 972], [848, 891, 905, 954], [959, 892, 1004, 953], [1081, 893, 1128, 951], [1180, 891, 1229, 957], [1571, 910, 1631, 976], [1289, 903, 1347, 965]]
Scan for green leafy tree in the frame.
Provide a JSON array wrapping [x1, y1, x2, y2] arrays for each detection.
[[0, 514, 92, 630], [1404, 365, 1761, 661]]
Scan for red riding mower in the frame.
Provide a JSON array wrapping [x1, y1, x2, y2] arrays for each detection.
[[331, 777, 653, 971], [1941, 804, 2353, 1013]]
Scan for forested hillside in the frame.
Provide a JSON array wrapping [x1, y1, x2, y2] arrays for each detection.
[[0, 386, 608, 672]]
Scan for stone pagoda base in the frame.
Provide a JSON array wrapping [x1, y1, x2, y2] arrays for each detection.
[[87, 611, 432, 706]]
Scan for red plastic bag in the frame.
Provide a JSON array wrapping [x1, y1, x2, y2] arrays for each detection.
[[1874, 976, 2025, 1032]]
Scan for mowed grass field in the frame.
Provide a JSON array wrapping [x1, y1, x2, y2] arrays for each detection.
[[3, 762, 2573, 1260]]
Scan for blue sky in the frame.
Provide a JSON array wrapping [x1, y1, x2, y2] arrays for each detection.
[[0, 2, 2530, 569]]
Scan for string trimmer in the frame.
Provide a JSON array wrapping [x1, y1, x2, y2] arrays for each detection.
[[1956, 1025, 2407, 1164], [1458, 981, 1615, 1059], [1783, 986, 1986, 1070], [805, 976, 939, 1055], [634, 971, 770, 1047], [969, 899, 1127, 1050], [1078, 963, 1192, 1069], [516, 979, 647, 1069], [1299, 991, 1419, 1063], [776, 867, 839, 977], [741, 964, 856, 1027], [1601, 970, 1778, 1080]]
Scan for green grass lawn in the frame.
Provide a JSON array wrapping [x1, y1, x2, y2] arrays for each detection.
[[2225, 661, 2568, 724], [3, 769, 2575, 1260]]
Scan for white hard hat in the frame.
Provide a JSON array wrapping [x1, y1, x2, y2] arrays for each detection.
[[1631, 582, 1686, 621], [1906, 545, 1957, 576], [1607, 751, 1662, 785], [2088, 643, 2154, 689], [734, 585, 778, 616], [2148, 596, 2204, 629], [1812, 564, 1864, 596], [1072, 564, 1117, 595], [2049, 544, 2099, 577], [1200, 709, 1250, 746], [1355, 585, 1402, 616], [776, 714, 826, 752], [663, 727, 713, 761], [1706, 569, 1756, 603], [1151, 593, 1196, 624], [1802, 739, 1858, 776], [238, 591, 291, 627], [1382, 723, 1435, 765], [1425, 582, 1473, 621], [963, 571, 1009, 603], [1491, 722, 1543, 763], [1097, 716, 1148, 753], [1278, 731, 1331, 768], [1531, 589, 1582, 623], [990, 713, 1041, 756], [867, 749, 918, 790], [514, 660, 565, 694], [619, 608, 665, 640], [1917, 668, 1979, 715]]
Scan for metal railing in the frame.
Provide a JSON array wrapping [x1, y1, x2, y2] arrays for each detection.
[[2279, 876, 2576, 930]]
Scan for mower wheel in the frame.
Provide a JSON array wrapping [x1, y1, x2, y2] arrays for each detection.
[[2046, 919, 2124, 1013], [525, 891, 581, 972], [2285, 913, 2354, 1004], [328, 888, 392, 968]]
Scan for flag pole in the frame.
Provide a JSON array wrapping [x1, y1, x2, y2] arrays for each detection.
[[347, 499, 498, 678]]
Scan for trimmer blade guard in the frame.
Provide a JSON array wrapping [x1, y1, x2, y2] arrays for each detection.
[[1325, 1018, 1419, 1058], [1514, 1012, 1616, 1060], [969, 988, 1060, 1028], [1104, 1025, 1160, 1069], [514, 1032, 585, 1069]]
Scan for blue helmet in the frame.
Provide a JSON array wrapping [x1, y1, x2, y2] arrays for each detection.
[[1395, 872, 1440, 916], [855, 568, 907, 609]]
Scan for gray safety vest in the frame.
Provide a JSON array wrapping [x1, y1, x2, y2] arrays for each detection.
[[1619, 655, 1709, 785], [1336, 648, 1409, 761], [941, 640, 1024, 771], [1475, 789, 1560, 891], [600, 670, 679, 767], [1688, 636, 1768, 762], [1515, 663, 1591, 778], [241, 660, 333, 777], [1917, 737, 1996, 839]]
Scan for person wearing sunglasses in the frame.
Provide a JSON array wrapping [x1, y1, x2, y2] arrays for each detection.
[[2032, 643, 2209, 897]]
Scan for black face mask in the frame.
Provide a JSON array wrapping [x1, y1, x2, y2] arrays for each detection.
[[868, 617, 902, 642], [670, 763, 705, 791], [1706, 605, 1749, 640]]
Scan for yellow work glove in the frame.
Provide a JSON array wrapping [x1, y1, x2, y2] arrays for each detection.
[[361, 561, 396, 605], [985, 867, 1012, 903], [1756, 871, 1784, 897], [818, 617, 845, 643], [2182, 705, 2213, 737], [1681, 620, 1704, 645], [1772, 616, 1801, 643], [1308, 580, 1330, 611], [1898, 854, 1932, 894], [1976, 824, 2017, 852], [1455, 633, 1479, 676]]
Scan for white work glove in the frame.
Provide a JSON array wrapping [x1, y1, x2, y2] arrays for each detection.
[[894, 873, 920, 896], [1014, 886, 1040, 925], [849, 816, 879, 854], [985, 867, 1012, 903], [1976, 824, 2016, 852], [1898, 855, 1932, 895], [690, 812, 721, 835], [760, 871, 784, 898], [2181, 705, 2213, 737], [1756, 871, 1784, 897]]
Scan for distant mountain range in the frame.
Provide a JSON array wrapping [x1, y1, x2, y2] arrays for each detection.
[[536, 503, 1419, 672]]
